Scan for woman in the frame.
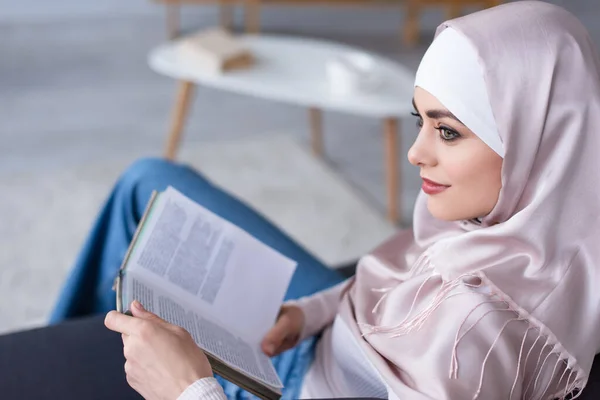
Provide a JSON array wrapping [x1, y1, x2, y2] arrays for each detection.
[[54, 1, 600, 399]]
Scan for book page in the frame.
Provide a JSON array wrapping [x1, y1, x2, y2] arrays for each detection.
[[126, 186, 297, 343], [124, 272, 283, 388]]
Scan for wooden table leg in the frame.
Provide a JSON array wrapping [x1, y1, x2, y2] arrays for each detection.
[[164, 80, 195, 160], [309, 107, 324, 157], [384, 118, 400, 223], [166, 4, 180, 40], [245, 0, 261, 33], [403, 0, 420, 47], [220, 0, 234, 31]]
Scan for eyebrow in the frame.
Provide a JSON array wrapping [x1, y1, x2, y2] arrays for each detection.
[[412, 98, 465, 125]]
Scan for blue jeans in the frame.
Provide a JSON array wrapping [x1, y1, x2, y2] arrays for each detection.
[[50, 158, 345, 398]]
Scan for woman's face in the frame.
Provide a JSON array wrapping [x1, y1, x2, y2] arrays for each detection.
[[408, 87, 503, 221]]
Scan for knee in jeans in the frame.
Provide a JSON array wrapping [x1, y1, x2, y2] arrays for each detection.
[[116, 157, 185, 210], [118, 157, 210, 195], [120, 157, 179, 183]]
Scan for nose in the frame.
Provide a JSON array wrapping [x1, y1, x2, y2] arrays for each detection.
[[407, 129, 436, 167]]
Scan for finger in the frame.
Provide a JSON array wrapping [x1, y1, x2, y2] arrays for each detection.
[[124, 360, 135, 382], [261, 316, 292, 356], [278, 334, 300, 353], [121, 333, 129, 345], [130, 300, 164, 323], [105, 311, 141, 335]]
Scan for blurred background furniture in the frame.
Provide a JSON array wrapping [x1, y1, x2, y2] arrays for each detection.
[[154, 0, 503, 45], [148, 34, 415, 222], [403, 0, 502, 45]]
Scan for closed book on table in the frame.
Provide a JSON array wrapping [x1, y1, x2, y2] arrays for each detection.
[[176, 28, 255, 74]]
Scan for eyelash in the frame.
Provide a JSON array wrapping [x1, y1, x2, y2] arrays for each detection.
[[411, 111, 462, 142]]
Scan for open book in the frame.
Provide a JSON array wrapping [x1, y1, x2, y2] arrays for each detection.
[[113, 187, 297, 400]]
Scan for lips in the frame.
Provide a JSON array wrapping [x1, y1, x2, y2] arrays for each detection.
[[421, 177, 450, 195]]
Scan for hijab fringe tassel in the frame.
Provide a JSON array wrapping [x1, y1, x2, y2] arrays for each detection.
[[358, 256, 585, 400]]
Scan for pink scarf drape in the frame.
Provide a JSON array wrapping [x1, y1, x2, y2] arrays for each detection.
[[339, 2, 600, 399]]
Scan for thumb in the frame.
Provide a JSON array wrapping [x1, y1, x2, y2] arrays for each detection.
[[261, 316, 292, 356], [130, 300, 161, 321]]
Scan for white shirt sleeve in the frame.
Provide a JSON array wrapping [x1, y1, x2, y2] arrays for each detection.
[[177, 377, 227, 400]]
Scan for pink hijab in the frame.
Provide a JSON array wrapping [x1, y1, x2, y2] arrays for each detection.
[[339, 2, 600, 399]]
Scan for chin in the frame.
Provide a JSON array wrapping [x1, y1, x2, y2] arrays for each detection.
[[426, 196, 470, 221]]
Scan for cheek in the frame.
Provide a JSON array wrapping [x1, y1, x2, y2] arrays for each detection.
[[441, 147, 480, 184], [428, 145, 502, 220], [447, 152, 502, 207]]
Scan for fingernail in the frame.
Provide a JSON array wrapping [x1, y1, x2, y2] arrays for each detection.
[[132, 300, 143, 310], [266, 344, 275, 355]]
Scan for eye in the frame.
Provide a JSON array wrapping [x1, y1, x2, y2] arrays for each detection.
[[411, 111, 423, 128], [437, 126, 461, 142]]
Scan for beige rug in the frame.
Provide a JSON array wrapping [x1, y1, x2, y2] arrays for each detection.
[[0, 135, 397, 334]]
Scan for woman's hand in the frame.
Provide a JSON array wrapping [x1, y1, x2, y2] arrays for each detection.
[[261, 304, 305, 357], [104, 300, 213, 400]]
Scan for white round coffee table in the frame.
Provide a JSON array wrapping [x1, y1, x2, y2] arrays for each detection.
[[148, 34, 415, 223]]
